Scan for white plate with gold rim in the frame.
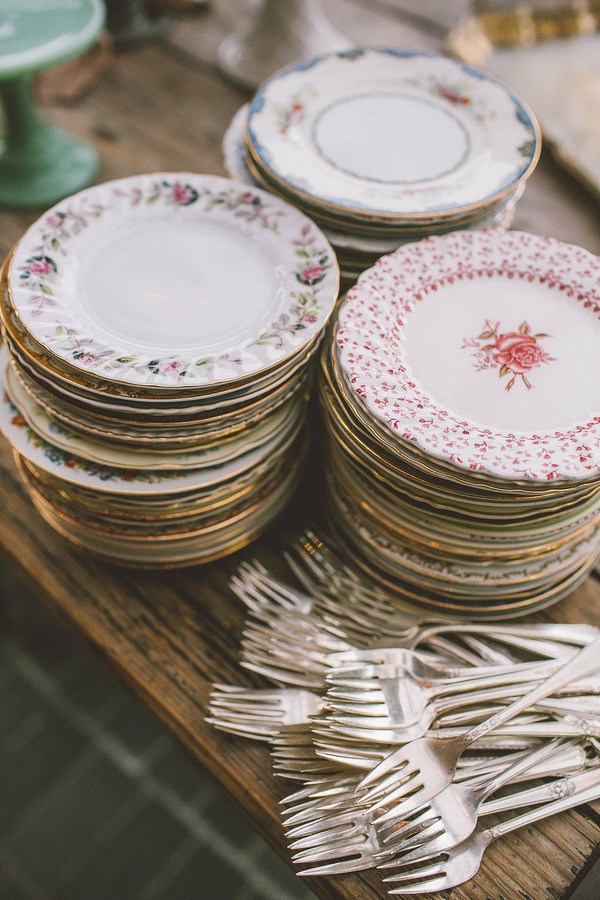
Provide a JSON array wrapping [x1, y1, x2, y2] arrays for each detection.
[[9, 173, 338, 389], [2, 295, 322, 409], [0, 377, 304, 496], [6, 331, 318, 415], [331, 489, 600, 591], [23, 456, 301, 566], [3, 355, 299, 471]]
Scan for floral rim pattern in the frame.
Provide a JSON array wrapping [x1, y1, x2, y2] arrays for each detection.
[[3, 355, 299, 472], [336, 230, 600, 482], [9, 174, 338, 387]]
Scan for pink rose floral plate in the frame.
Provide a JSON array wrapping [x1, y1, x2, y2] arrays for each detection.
[[8, 173, 338, 388], [336, 230, 600, 482]]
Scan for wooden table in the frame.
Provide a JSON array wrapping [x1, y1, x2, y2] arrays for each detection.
[[1, 2, 600, 898]]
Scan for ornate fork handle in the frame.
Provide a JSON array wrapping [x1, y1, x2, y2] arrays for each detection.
[[487, 768, 600, 844], [482, 759, 600, 816], [462, 635, 600, 748]]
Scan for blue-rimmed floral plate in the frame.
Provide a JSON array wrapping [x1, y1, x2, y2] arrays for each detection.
[[246, 49, 540, 221]]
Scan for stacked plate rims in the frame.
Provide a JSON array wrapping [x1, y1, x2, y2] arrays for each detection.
[[0, 173, 339, 567], [321, 229, 600, 618], [223, 48, 540, 284]]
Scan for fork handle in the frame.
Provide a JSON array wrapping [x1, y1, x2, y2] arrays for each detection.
[[414, 623, 598, 650], [487, 766, 600, 841], [472, 737, 567, 801], [462, 635, 600, 750], [481, 749, 595, 815]]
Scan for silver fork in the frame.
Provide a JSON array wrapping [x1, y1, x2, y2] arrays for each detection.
[[290, 805, 382, 875], [314, 712, 600, 771], [235, 555, 596, 670], [239, 612, 564, 689], [324, 688, 554, 746], [289, 531, 599, 648], [231, 560, 313, 615], [373, 736, 569, 850], [311, 724, 545, 772], [255, 534, 598, 659], [283, 778, 364, 831], [280, 772, 359, 805], [282, 772, 391, 876], [324, 657, 587, 738], [380, 767, 600, 894], [284, 740, 573, 834], [325, 676, 600, 745], [239, 607, 351, 688], [284, 742, 594, 877], [277, 736, 557, 829], [271, 725, 344, 780], [358, 634, 600, 812], [326, 646, 577, 681], [378, 744, 600, 866], [238, 596, 556, 689], [206, 685, 323, 740], [287, 740, 591, 818]]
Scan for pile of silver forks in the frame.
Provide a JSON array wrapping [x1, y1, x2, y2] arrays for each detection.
[[207, 530, 600, 894]]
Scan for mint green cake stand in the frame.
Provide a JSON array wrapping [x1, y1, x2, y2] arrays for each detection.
[[0, 0, 105, 208]]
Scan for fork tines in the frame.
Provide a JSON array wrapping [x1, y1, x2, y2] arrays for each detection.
[[207, 546, 600, 887]]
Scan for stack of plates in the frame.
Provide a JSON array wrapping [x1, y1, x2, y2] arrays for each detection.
[[0, 173, 339, 567], [223, 48, 540, 284], [321, 229, 600, 617]]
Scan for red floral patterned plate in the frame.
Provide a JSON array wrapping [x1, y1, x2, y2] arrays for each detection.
[[336, 230, 600, 482]]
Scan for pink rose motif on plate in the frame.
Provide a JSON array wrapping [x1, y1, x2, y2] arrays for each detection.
[[73, 352, 98, 367], [297, 264, 326, 286], [159, 359, 183, 375], [463, 320, 555, 391], [171, 182, 199, 205], [46, 212, 66, 228], [436, 83, 470, 106], [276, 101, 305, 135], [21, 255, 57, 280], [144, 357, 188, 378]]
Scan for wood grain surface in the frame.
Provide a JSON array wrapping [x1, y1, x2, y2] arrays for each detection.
[[1, 2, 600, 898]]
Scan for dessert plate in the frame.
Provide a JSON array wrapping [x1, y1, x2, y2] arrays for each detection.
[[0, 381, 302, 495], [9, 173, 338, 388], [3, 355, 297, 471], [246, 49, 539, 219], [329, 485, 600, 593], [337, 230, 600, 482]]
